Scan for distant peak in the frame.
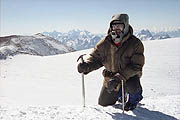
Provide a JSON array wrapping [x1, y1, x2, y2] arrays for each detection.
[[140, 29, 150, 32], [35, 33, 46, 36]]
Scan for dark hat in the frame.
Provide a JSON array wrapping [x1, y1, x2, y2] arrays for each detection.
[[109, 14, 129, 35]]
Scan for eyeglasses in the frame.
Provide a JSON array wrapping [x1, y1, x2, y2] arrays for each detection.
[[112, 23, 124, 31]]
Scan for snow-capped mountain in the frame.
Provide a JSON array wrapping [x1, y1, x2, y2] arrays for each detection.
[[44, 29, 173, 49], [43, 29, 105, 50], [43, 29, 180, 50], [135, 29, 154, 40], [0, 33, 75, 59], [152, 32, 171, 39], [167, 29, 180, 38], [135, 29, 173, 41]]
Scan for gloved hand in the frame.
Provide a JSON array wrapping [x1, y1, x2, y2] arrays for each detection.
[[107, 75, 121, 93], [102, 69, 114, 78], [77, 62, 89, 74]]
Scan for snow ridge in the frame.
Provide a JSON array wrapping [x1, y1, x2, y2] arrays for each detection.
[[0, 34, 75, 59]]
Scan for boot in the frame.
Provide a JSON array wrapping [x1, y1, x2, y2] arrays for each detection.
[[124, 90, 143, 111], [117, 86, 127, 103]]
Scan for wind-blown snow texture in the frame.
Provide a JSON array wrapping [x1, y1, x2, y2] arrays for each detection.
[[0, 37, 180, 119]]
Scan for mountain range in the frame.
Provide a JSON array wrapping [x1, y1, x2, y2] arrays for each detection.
[[0, 33, 75, 59], [43, 29, 180, 50], [134, 29, 171, 40], [43, 30, 104, 51], [0, 28, 179, 59]]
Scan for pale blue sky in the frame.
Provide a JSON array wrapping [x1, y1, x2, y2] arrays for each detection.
[[1, 0, 180, 36]]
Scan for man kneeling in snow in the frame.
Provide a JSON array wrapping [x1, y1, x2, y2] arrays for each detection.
[[77, 14, 145, 111]]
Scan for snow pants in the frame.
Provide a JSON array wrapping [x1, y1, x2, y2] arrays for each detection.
[[98, 75, 142, 106]]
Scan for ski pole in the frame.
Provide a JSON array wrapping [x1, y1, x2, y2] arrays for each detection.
[[121, 79, 125, 114], [77, 54, 86, 107]]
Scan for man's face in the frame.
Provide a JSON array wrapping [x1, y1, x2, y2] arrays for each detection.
[[112, 23, 124, 36]]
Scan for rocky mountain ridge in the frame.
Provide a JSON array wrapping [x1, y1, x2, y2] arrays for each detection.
[[0, 33, 75, 59]]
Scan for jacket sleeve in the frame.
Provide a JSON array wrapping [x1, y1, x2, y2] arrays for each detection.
[[85, 42, 104, 73], [120, 41, 145, 81]]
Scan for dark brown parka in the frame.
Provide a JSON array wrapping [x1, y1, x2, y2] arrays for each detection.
[[84, 15, 145, 90]]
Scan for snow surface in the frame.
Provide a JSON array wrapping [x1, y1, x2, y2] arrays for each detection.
[[0, 37, 180, 119]]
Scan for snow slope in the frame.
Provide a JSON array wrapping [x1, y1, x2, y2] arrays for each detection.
[[0, 34, 75, 59], [0, 37, 180, 119]]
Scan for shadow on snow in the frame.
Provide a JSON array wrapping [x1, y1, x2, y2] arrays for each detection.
[[106, 104, 178, 120]]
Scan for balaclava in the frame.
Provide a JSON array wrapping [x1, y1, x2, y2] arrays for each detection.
[[109, 14, 129, 43]]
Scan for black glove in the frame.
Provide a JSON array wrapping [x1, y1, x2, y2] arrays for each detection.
[[102, 69, 114, 77], [107, 76, 121, 93], [77, 62, 89, 74]]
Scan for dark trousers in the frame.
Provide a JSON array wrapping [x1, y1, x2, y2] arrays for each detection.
[[98, 75, 142, 106]]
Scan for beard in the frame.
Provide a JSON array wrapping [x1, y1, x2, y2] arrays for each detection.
[[116, 29, 124, 35], [111, 30, 124, 44]]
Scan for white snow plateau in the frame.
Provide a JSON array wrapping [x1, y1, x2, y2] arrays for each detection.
[[0, 37, 180, 120]]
